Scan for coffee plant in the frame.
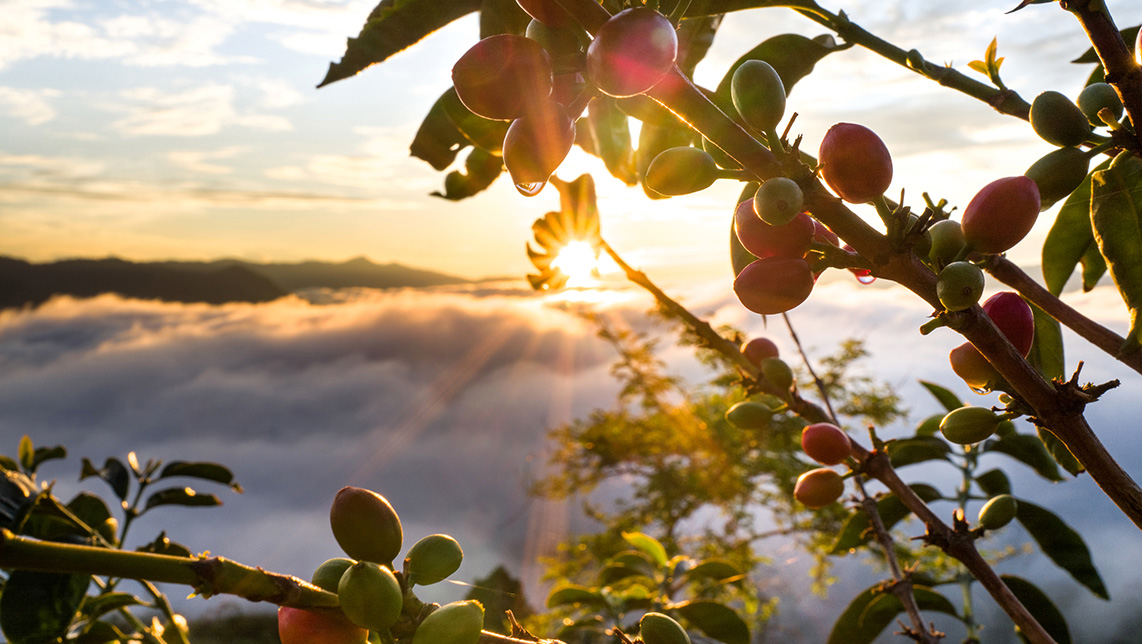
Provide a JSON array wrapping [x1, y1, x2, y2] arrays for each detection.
[[3, 0, 1142, 642]]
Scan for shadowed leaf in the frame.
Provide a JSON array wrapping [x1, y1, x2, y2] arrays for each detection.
[[1015, 499, 1108, 599], [1000, 575, 1072, 644]]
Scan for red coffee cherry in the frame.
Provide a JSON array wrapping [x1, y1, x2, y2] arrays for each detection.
[[818, 123, 893, 203], [733, 200, 814, 259], [452, 35, 553, 121], [981, 292, 1034, 357], [503, 100, 575, 194], [733, 257, 814, 315], [794, 468, 845, 508], [517, 0, 574, 27], [741, 337, 779, 366], [960, 176, 1040, 255], [278, 607, 367, 644], [949, 342, 1000, 389], [586, 8, 678, 98], [812, 220, 839, 246], [801, 423, 852, 465]]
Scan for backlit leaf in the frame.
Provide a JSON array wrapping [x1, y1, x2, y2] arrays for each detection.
[[828, 584, 958, 644], [672, 600, 749, 644], [1036, 425, 1083, 476], [919, 380, 964, 412], [622, 531, 668, 568], [1027, 301, 1064, 381], [1043, 159, 1109, 295], [546, 584, 606, 609], [831, 484, 942, 554], [1090, 151, 1142, 354], [80, 457, 130, 502]]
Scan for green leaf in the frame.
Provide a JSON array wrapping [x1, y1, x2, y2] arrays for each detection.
[[1000, 575, 1072, 644], [914, 412, 943, 437], [546, 584, 606, 609], [433, 148, 504, 200], [585, 97, 637, 186], [1091, 151, 1142, 353], [982, 433, 1063, 481], [608, 551, 659, 578], [1043, 159, 1110, 295], [671, 600, 750, 644], [75, 620, 130, 644], [159, 461, 242, 493], [1080, 242, 1108, 291], [440, 88, 511, 154], [66, 492, 113, 529], [1026, 301, 1065, 381], [0, 469, 38, 531], [1015, 499, 1108, 599], [830, 484, 942, 554], [886, 436, 951, 468], [918, 380, 964, 412], [318, 0, 482, 88], [1071, 26, 1140, 65], [142, 487, 222, 513], [79, 592, 145, 621], [136, 531, 193, 558], [478, 0, 530, 39], [0, 570, 91, 644], [975, 468, 1012, 496], [1036, 425, 1083, 476], [621, 531, 668, 568], [0, 454, 17, 472], [410, 90, 469, 172], [828, 584, 958, 644], [683, 559, 743, 584], [17, 435, 33, 473], [714, 33, 849, 108], [80, 457, 130, 502]]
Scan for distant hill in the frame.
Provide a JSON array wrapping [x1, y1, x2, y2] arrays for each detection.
[[0, 256, 472, 310]]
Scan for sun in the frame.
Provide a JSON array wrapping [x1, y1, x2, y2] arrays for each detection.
[[550, 240, 600, 287]]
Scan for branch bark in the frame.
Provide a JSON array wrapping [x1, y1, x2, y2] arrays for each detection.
[[1064, 0, 1142, 148]]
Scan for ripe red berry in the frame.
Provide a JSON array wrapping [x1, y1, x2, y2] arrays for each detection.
[[812, 220, 839, 246], [801, 423, 852, 465], [278, 607, 367, 644], [741, 337, 779, 366], [960, 176, 1040, 255], [949, 342, 1000, 389], [981, 292, 1035, 357], [733, 200, 814, 259], [586, 8, 678, 98], [733, 257, 814, 315], [794, 468, 845, 508], [818, 123, 893, 203], [516, 0, 574, 26], [503, 100, 575, 194], [452, 35, 553, 121]]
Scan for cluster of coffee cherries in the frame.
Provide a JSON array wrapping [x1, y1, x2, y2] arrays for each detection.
[[277, 487, 479, 644], [451, 1, 680, 195]]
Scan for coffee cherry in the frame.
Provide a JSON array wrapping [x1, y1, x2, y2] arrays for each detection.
[[1077, 82, 1123, 127], [1030, 91, 1092, 147], [1024, 147, 1090, 210], [452, 35, 553, 121], [939, 406, 1001, 444], [645, 147, 719, 195], [801, 423, 852, 465], [812, 220, 840, 246], [733, 258, 814, 315], [725, 401, 773, 430], [936, 261, 985, 311], [338, 561, 403, 631], [981, 292, 1035, 357], [412, 600, 485, 644], [733, 200, 814, 259], [517, 0, 573, 27], [330, 486, 403, 565], [526, 20, 582, 57], [794, 468, 845, 508], [761, 357, 794, 391], [278, 607, 367, 644], [960, 176, 1040, 254], [639, 612, 692, 644], [842, 243, 875, 284], [731, 60, 786, 133], [503, 100, 575, 193], [311, 558, 355, 593], [949, 342, 1000, 389], [753, 177, 804, 226], [586, 8, 678, 98], [741, 337, 779, 365], [406, 534, 464, 586], [978, 494, 1018, 530], [818, 123, 893, 204], [927, 219, 965, 269]]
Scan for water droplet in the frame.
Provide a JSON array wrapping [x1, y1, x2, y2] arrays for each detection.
[[515, 181, 546, 196], [856, 274, 876, 285]]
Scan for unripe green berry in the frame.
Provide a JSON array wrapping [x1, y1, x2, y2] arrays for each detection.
[[978, 494, 1018, 530], [639, 612, 692, 644], [645, 147, 719, 196], [406, 534, 464, 586], [1076, 82, 1123, 127], [725, 401, 773, 430], [753, 177, 804, 226], [939, 406, 1001, 445], [731, 60, 787, 133], [1024, 147, 1091, 210], [330, 487, 403, 565], [1030, 91, 1091, 148], [760, 357, 794, 391], [311, 558, 355, 593], [927, 219, 965, 269], [937, 261, 985, 311], [337, 561, 403, 631], [412, 600, 485, 644]]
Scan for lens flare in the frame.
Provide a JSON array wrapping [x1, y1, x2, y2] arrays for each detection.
[[550, 240, 599, 287]]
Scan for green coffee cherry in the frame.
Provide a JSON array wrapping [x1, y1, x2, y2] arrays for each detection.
[[731, 60, 786, 133], [927, 220, 965, 269], [937, 261, 985, 311], [978, 494, 1018, 530], [337, 561, 403, 631], [725, 401, 773, 430], [1077, 82, 1123, 127], [760, 357, 794, 391], [311, 558, 355, 593], [1024, 147, 1091, 210], [1030, 91, 1091, 147], [753, 177, 804, 226], [329, 486, 403, 565], [645, 147, 719, 196], [639, 612, 692, 644], [412, 600, 485, 644], [939, 406, 1001, 444], [406, 534, 464, 586]]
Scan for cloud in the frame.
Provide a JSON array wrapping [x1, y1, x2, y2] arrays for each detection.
[[112, 84, 292, 137], [0, 86, 59, 125], [166, 147, 246, 175]]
